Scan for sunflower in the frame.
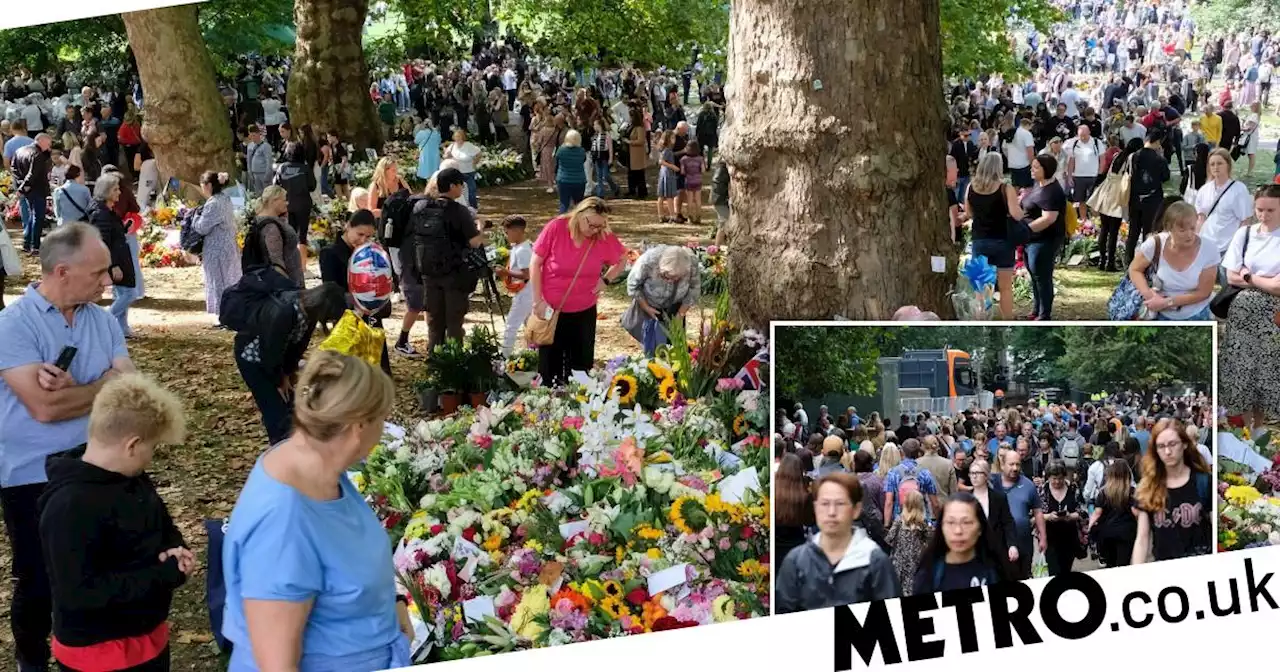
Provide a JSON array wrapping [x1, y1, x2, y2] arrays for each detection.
[[647, 361, 673, 380], [737, 559, 768, 580], [599, 596, 630, 620], [733, 414, 748, 436], [668, 496, 707, 535], [602, 580, 624, 599], [610, 373, 638, 405], [658, 376, 678, 404]]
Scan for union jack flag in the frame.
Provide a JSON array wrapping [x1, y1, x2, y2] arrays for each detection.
[[734, 349, 768, 391]]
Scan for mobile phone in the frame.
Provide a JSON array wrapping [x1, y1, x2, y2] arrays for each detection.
[[542, 305, 554, 320], [54, 346, 78, 372]]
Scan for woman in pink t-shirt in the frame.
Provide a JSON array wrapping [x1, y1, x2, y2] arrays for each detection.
[[530, 197, 627, 384]]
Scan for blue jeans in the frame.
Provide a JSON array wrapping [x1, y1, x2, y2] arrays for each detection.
[[1156, 306, 1212, 321], [463, 171, 478, 209], [109, 234, 141, 336], [593, 158, 618, 198], [20, 194, 46, 252], [558, 181, 586, 213], [1025, 238, 1059, 319], [954, 176, 970, 206]]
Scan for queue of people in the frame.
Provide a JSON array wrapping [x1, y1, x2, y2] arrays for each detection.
[[775, 394, 1213, 614]]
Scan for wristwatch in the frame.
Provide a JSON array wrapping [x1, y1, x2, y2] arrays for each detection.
[[1243, 271, 1253, 284]]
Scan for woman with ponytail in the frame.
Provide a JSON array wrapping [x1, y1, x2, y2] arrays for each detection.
[[195, 170, 243, 318]]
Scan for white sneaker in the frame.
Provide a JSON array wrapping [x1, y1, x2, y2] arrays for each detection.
[[395, 342, 421, 358]]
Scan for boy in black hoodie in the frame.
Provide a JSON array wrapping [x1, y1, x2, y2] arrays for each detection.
[[39, 374, 193, 672]]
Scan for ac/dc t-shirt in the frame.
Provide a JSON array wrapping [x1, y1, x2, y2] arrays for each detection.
[[1149, 479, 1207, 561]]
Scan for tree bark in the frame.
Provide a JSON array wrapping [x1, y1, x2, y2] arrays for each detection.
[[720, 0, 955, 322], [288, 0, 383, 153], [121, 6, 235, 185]]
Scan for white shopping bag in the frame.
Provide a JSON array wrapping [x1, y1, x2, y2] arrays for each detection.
[[0, 225, 21, 276]]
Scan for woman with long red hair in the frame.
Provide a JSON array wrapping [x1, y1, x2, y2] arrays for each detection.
[[1131, 418, 1213, 564]]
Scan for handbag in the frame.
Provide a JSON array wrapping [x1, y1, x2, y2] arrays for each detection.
[[1107, 234, 1162, 320], [525, 240, 595, 346], [1087, 169, 1126, 218], [203, 518, 234, 654], [999, 185, 1032, 247], [1210, 223, 1250, 319], [1115, 154, 1133, 205]]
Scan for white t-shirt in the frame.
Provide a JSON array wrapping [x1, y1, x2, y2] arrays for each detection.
[[1223, 224, 1280, 277], [450, 142, 481, 173], [1196, 180, 1255, 253], [261, 98, 286, 126], [1063, 136, 1103, 177], [1138, 232, 1221, 319], [507, 240, 532, 295], [1120, 122, 1146, 144], [1005, 127, 1035, 170], [21, 104, 42, 131], [1062, 88, 1082, 117], [502, 69, 517, 91]]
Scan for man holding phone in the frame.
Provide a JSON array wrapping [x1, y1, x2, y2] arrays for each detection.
[[0, 222, 133, 671]]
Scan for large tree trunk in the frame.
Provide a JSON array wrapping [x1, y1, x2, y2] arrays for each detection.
[[720, 0, 955, 323], [288, 0, 382, 153], [121, 6, 234, 185]]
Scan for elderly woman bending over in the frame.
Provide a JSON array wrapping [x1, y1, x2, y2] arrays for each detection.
[[623, 244, 700, 355]]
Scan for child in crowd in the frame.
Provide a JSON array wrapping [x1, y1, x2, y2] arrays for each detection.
[[39, 374, 194, 672], [886, 490, 930, 597], [496, 215, 532, 357], [656, 130, 679, 223], [679, 141, 706, 225]]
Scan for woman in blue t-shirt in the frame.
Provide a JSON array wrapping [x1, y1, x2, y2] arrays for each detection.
[[912, 492, 1012, 596], [222, 351, 412, 671]]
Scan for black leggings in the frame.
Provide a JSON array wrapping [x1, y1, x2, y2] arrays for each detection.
[[1098, 214, 1122, 271], [1044, 532, 1078, 577], [1125, 194, 1163, 266], [627, 168, 648, 198], [1097, 533, 1134, 568], [538, 305, 598, 387]]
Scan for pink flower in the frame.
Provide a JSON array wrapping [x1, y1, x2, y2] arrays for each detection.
[[472, 434, 493, 449], [707, 245, 719, 255], [718, 537, 732, 551], [562, 416, 584, 430], [715, 378, 744, 393]]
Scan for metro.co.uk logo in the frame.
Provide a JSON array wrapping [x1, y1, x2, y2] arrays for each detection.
[[834, 558, 1278, 670]]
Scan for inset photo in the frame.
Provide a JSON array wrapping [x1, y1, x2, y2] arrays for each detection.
[[771, 323, 1215, 615]]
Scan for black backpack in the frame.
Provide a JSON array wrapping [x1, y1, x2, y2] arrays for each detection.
[[407, 197, 463, 279], [240, 216, 287, 275], [218, 265, 298, 335], [178, 204, 206, 255], [380, 189, 414, 248]]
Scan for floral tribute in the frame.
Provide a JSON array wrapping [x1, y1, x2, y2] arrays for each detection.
[[354, 327, 771, 661], [1218, 416, 1280, 552], [138, 196, 197, 268]]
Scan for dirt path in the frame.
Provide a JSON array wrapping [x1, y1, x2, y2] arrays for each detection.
[[0, 170, 715, 670]]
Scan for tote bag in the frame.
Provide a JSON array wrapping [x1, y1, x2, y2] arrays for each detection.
[[526, 240, 595, 346], [1107, 234, 1162, 320], [0, 225, 20, 276], [1087, 167, 1127, 218]]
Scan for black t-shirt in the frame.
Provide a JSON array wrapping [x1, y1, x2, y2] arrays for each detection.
[[955, 465, 972, 489], [1148, 477, 1208, 561], [1093, 485, 1137, 539], [1021, 180, 1067, 242], [1131, 147, 1170, 199], [914, 558, 998, 595], [950, 140, 973, 177], [1052, 115, 1078, 141], [318, 236, 353, 290]]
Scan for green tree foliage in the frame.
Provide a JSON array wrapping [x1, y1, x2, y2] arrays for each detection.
[[1055, 326, 1213, 394], [495, 0, 727, 69], [941, 0, 1063, 78], [1190, 0, 1280, 38], [0, 0, 293, 80], [380, 0, 490, 61], [774, 326, 887, 401]]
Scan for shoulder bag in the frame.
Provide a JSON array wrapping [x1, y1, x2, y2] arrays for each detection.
[[1106, 233, 1161, 320], [1114, 153, 1133, 205], [526, 240, 595, 346], [1209, 222, 1250, 319]]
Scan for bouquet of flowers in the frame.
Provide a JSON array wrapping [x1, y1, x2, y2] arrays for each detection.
[[357, 331, 771, 661], [505, 349, 540, 388], [1217, 419, 1280, 551], [138, 195, 198, 268], [474, 147, 531, 188], [951, 255, 997, 319], [689, 243, 727, 296]]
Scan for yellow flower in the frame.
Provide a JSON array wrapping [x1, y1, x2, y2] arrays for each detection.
[[610, 373, 638, 405], [712, 595, 736, 622], [737, 559, 768, 579], [668, 496, 702, 535], [615, 545, 625, 563], [1223, 473, 1248, 487], [646, 547, 662, 559], [525, 539, 544, 553], [511, 585, 551, 639], [351, 472, 367, 492], [1226, 485, 1263, 508], [603, 580, 623, 598], [632, 523, 663, 541], [515, 489, 540, 511], [1222, 529, 1239, 548], [647, 361, 672, 380], [599, 596, 629, 620], [658, 376, 678, 404], [483, 534, 504, 551], [733, 414, 748, 436]]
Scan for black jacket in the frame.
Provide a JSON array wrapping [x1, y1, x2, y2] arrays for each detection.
[[38, 449, 187, 647], [274, 161, 316, 214], [775, 528, 899, 614], [984, 487, 1018, 573], [11, 143, 52, 197], [89, 199, 136, 288]]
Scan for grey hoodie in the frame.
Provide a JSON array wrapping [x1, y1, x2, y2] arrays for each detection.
[[775, 528, 899, 614]]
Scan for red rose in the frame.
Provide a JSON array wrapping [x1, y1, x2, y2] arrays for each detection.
[[588, 532, 606, 546], [429, 524, 444, 535], [384, 512, 403, 530], [461, 528, 477, 542], [741, 526, 755, 539], [625, 588, 649, 606], [651, 616, 699, 631]]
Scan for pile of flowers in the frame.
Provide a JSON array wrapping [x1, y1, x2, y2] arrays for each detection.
[[352, 143, 532, 192], [1, 170, 19, 222], [690, 243, 727, 295], [307, 199, 346, 255], [355, 320, 770, 661], [138, 196, 198, 268], [1217, 419, 1280, 551]]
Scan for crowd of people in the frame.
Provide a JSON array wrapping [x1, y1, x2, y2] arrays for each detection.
[[773, 392, 1214, 613], [947, 0, 1277, 321]]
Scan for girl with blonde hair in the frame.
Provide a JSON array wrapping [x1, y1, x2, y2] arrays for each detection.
[[1128, 200, 1219, 320], [964, 151, 1025, 319], [876, 443, 903, 478], [887, 491, 930, 596]]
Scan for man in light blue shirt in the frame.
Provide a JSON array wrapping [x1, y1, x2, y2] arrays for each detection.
[[0, 222, 133, 669], [3, 118, 33, 170], [1131, 416, 1151, 454]]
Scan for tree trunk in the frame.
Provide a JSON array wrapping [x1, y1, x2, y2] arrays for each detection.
[[121, 6, 235, 185], [288, 0, 382, 154], [720, 0, 955, 323]]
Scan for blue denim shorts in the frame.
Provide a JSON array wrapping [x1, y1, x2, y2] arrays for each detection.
[[971, 238, 1015, 270]]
